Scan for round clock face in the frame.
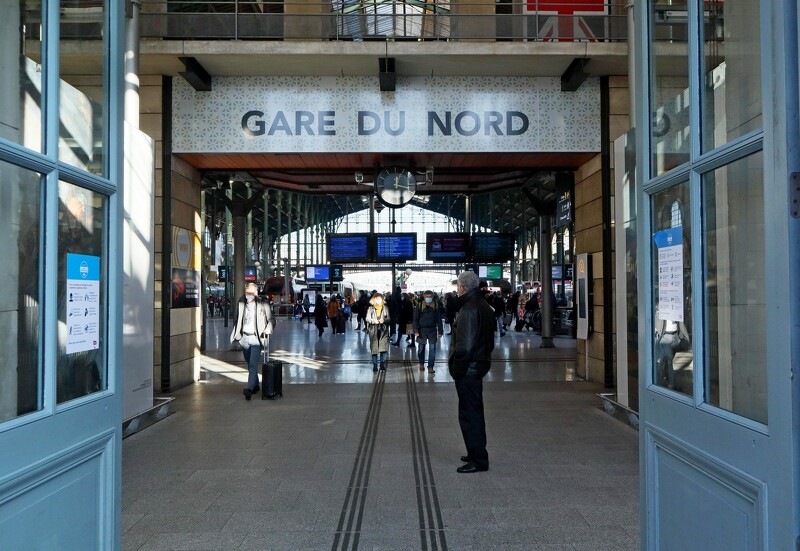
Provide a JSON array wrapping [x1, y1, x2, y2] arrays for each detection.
[[375, 168, 416, 208]]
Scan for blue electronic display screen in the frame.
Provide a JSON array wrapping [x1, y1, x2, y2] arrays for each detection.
[[375, 233, 416, 261], [306, 265, 330, 281], [327, 234, 371, 263], [471, 233, 515, 263]]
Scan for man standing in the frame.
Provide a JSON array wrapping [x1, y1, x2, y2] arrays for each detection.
[[230, 282, 275, 400], [413, 290, 444, 374], [448, 271, 496, 473]]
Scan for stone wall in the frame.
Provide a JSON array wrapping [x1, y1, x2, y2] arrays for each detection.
[[142, 76, 203, 392], [574, 76, 630, 383]]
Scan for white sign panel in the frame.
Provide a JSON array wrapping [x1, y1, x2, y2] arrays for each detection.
[[172, 76, 601, 153], [654, 227, 684, 323], [66, 253, 101, 354]]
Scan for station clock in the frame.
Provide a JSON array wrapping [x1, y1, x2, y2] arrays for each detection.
[[375, 167, 416, 208]]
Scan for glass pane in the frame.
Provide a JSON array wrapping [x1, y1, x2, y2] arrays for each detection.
[[703, 152, 766, 424], [57, 180, 107, 404], [650, 1, 691, 176], [59, 0, 105, 175], [701, 0, 762, 152], [0, 161, 42, 423], [651, 181, 693, 395], [0, 1, 44, 153]]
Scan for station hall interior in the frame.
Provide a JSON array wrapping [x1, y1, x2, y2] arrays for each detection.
[[1, 1, 799, 550]]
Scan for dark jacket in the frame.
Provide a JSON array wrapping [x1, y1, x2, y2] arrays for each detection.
[[398, 296, 414, 326], [447, 288, 496, 379], [413, 301, 444, 334], [314, 296, 328, 328]]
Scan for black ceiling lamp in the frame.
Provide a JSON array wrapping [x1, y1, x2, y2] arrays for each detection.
[[379, 57, 396, 92]]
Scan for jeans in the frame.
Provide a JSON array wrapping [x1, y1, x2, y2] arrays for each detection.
[[416, 329, 438, 369], [372, 351, 387, 367], [496, 315, 504, 333], [239, 334, 262, 391]]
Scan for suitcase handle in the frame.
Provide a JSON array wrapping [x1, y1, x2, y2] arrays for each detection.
[[261, 335, 270, 364]]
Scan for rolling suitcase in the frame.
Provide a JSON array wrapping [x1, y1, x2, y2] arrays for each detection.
[[260, 337, 283, 399], [337, 315, 347, 333]]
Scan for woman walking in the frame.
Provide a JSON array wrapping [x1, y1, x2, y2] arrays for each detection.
[[366, 293, 392, 371]]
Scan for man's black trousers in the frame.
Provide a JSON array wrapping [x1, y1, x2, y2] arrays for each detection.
[[454, 373, 488, 468]]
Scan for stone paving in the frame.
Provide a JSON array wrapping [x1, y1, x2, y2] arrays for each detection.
[[122, 316, 639, 550]]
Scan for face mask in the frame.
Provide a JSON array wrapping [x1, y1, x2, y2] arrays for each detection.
[[425, 297, 433, 304], [246, 294, 255, 302], [374, 299, 383, 305]]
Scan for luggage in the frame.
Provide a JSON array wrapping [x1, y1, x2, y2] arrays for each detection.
[[260, 337, 282, 399], [503, 313, 513, 327], [261, 360, 282, 399], [515, 319, 526, 332], [337, 315, 347, 333]]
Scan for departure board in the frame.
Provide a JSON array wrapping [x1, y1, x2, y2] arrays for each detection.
[[375, 233, 417, 261], [426, 233, 469, 262], [471, 233, 515, 262], [327, 234, 371, 263]]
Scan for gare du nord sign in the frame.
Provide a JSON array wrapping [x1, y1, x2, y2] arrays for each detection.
[[172, 76, 601, 154]]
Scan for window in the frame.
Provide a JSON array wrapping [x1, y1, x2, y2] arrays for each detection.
[[59, 1, 106, 175], [0, 161, 42, 422], [703, 151, 766, 423], [57, 180, 108, 404], [701, 1, 762, 152], [0, 1, 44, 153], [649, 1, 690, 176], [651, 181, 693, 395]]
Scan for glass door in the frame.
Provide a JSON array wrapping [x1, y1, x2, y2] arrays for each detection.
[[637, 1, 798, 548]]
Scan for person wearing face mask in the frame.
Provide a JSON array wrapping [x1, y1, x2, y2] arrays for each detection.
[[230, 282, 275, 400], [365, 292, 392, 372], [413, 290, 444, 375]]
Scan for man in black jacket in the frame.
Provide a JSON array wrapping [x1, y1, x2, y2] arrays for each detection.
[[448, 271, 496, 473]]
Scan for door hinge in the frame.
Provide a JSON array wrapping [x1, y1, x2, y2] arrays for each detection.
[[791, 172, 800, 218]]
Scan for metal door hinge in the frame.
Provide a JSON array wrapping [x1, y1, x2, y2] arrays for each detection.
[[791, 172, 800, 218]]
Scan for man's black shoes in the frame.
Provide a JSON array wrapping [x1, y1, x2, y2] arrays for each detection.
[[243, 388, 252, 401], [252, 385, 260, 394], [460, 455, 470, 462], [457, 462, 488, 474]]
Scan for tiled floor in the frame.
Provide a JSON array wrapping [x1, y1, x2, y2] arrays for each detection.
[[122, 315, 639, 550]]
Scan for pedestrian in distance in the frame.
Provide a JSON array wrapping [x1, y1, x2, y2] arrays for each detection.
[[413, 290, 444, 375], [366, 292, 392, 371], [230, 282, 275, 401], [314, 293, 327, 337], [448, 271, 496, 473], [327, 295, 342, 334]]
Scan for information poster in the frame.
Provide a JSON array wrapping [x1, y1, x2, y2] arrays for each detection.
[[66, 253, 101, 354], [653, 227, 684, 322], [171, 227, 201, 308]]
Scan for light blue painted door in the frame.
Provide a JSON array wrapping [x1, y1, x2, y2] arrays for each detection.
[[0, 1, 124, 549], [636, 1, 798, 548]]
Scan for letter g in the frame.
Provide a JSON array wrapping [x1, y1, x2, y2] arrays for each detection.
[[242, 110, 265, 136]]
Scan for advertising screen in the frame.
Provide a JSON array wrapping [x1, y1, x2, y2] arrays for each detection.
[[306, 265, 331, 281], [471, 233, 515, 262], [426, 233, 469, 262], [375, 233, 417, 261], [327, 233, 371, 263], [478, 265, 503, 279]]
